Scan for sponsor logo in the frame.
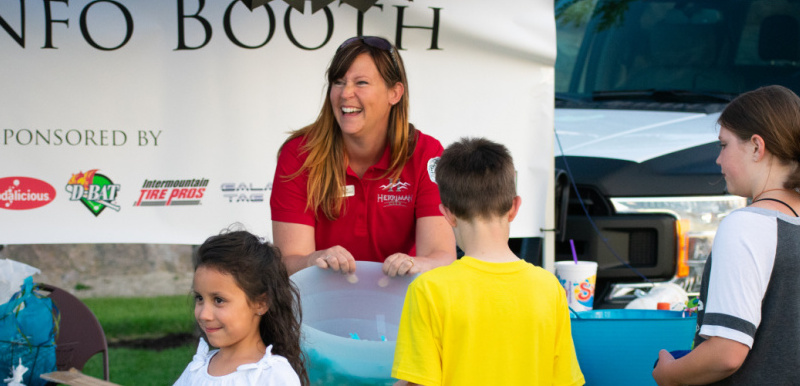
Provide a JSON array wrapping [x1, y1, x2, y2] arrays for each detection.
[[221, 182, 271, 203], [134, 178, 209, 206], [65, 169, 121, 216], [0, 176, 56, 210]]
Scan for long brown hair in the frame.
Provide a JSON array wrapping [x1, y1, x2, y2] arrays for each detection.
[[718, 85, 800, 190], [195, 229, 309, 385], [280, 36, 416, 220]]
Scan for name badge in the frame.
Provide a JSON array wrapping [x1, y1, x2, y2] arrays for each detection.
[[342, 185, 355, 197]]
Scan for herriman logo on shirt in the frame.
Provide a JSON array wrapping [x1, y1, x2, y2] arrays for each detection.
[[378, 178, 413, 207], [65, 169, 121, 216], [380, 178, 410, 192], [134, 178, 208, 206]]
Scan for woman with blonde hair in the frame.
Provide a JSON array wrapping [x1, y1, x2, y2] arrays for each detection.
[[271, 36, 455, 276], [653, 85, 800, 385]]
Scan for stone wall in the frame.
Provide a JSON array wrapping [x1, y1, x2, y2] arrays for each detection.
[[1, 244, 195, 298]]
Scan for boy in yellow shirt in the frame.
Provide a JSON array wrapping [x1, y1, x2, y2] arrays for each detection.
[[392, 137, 584, 386]]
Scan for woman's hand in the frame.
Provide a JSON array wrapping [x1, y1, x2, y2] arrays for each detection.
[[378, 216, 457, 277], [314, 246, 357, 274], [274, 221, 358, 275], [382, 253, 420, 277], [381, 216, 457, 277], [274, 216, 455, 277]]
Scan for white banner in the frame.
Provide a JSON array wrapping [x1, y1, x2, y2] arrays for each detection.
[[0, 0, 555, 244]]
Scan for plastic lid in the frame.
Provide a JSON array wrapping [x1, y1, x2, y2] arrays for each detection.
[[657, 302, 671, 310]]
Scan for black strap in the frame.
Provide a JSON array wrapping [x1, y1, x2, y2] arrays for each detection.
[[753, 197, 800, 217]]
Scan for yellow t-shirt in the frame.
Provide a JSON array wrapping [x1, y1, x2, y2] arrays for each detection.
[[392, 256, 584, 386]]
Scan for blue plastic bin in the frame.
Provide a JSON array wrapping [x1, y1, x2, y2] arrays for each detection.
[[570, 309, 697, 386]]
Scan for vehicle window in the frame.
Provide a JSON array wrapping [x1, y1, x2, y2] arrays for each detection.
[[555, 0, 800, 102], [734, 0, 800, 66], [555, 0, 595, 93]]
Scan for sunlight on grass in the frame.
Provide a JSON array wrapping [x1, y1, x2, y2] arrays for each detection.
[[83, 344, 195, 385], [76, 295, 198, 385], [83, 295, 196, 340]]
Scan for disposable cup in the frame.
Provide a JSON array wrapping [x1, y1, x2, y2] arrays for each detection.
[[555, 261, 598, 311]]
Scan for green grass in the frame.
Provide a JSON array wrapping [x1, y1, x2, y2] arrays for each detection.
[[82, 295, 196, 340], [76, 295, 198, 385], [83, 345, 195, 385]]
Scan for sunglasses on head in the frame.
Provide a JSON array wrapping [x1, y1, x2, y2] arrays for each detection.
[[337, 36, 400, 74]]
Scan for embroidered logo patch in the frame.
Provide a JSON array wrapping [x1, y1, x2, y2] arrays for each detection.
[[378, 193, 413, 207], [427, 157, 439, 184], [378, 178, 413, 208], [379, 178, 410, 192]]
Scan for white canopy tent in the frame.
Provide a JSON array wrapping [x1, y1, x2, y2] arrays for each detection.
[[0, 0, 556, 268]]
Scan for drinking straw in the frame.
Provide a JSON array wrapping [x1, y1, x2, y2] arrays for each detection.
[[569, 239, 579, 264]]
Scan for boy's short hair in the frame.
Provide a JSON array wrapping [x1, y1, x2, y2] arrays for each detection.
[[435, 137, 516, 220]]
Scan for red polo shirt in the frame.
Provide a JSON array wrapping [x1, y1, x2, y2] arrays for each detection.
[[270, 131, 444, 262]]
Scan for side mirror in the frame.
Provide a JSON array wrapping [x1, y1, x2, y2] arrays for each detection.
[[555, 168, 570, 243]]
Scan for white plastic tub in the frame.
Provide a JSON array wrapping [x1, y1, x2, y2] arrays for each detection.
[[291, 262, 416, 385]]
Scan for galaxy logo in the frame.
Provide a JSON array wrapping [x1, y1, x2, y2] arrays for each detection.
[[0, 176, 56, 210], [65, 169, 121, 216], [134, 178, 209, 206], [221, 182, 271, 203]]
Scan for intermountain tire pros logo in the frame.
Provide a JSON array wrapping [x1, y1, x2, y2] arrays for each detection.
[[65, 169, 121, 216], [0, 176, 56, 210], [134, 178, 209, 206]]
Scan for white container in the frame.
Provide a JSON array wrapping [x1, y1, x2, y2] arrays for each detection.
[[625, 282, 689, 310], [291, 262, 416, 385], [555, 261, 598, 311]]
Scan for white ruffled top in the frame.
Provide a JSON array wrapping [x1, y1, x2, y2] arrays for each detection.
[[173, 338, 301, 386]]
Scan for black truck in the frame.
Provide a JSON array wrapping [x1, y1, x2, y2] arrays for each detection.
[[552, 0, 800, 307]]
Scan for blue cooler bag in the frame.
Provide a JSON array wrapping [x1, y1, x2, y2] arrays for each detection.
[[570, 309, 696, 386], [0, 276, 59, 386]]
